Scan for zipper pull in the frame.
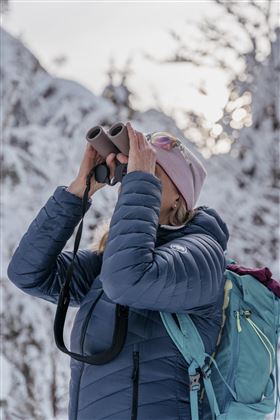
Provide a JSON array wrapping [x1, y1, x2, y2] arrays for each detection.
[[241, 309, 252, 318], [235, 310, 242, 332]]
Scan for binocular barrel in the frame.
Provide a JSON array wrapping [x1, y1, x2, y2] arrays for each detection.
[[86, 122, 130, 158], [85, 122, 134, 186]]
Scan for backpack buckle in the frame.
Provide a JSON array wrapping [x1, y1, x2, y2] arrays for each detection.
[[189, 372, 201, 392], [201, 364, 211, 378]]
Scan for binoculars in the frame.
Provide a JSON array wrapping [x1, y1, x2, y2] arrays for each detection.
[[86, 121, 144, 186]]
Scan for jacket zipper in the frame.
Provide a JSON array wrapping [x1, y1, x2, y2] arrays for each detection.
[[131, 347, 140, 420], [74, 291, 104, 420]]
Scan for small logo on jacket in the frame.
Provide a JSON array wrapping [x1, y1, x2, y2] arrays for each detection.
[[170, 243, 188, 253]]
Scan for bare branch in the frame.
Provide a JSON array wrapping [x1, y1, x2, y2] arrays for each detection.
[[214, 0, 258, 56]]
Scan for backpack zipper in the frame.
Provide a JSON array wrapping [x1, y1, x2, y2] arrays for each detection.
[[225, 310, 240, 406], [235, 309, 275, 374], [131, 348, 140, 420]]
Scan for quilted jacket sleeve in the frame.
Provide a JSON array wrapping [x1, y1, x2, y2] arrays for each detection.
[[99, 171, 227, 313], [7, 186, 102, 307]]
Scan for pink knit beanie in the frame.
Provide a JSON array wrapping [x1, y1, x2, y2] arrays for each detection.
[[146, 131, 207, 210]]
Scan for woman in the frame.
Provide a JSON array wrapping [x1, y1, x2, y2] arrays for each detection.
[[7, 121, 230, 420]]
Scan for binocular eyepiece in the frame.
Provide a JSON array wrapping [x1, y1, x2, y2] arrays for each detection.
[[86, 121, 137, 186]]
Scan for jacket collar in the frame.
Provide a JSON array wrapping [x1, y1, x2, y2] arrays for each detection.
[[156, 205, 230, 252]]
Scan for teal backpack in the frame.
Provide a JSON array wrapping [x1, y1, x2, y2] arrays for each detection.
[[160, 258, 280, 420]]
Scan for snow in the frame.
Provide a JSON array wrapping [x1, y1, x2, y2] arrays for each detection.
[[2, 25, 279, 419]]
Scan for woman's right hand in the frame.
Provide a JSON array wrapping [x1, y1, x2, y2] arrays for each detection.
[[67, 143, 117, 199]]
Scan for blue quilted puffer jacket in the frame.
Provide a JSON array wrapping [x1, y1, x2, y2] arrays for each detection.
[[7, 170, 230, 420]]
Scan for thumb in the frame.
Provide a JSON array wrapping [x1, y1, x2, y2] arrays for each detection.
[[106, 153, 117, 179]]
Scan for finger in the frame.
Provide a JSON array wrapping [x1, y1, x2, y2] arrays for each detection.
[[86, 143, 103, 165], [92, 150, 105, 165], [116, 152, 128, 164], [84, 143, 92, 158], [127, 122, 139, 151], [106, 153, 117, 178], [86, 142, 96, 154], [136, 131, 145, 150], [81, 146, 94, 170], [140, 133, 155, 152], [135, 131, 146, 150]]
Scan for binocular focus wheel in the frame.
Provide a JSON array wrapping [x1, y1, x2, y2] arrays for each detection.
[[93, 162, 128, 186]]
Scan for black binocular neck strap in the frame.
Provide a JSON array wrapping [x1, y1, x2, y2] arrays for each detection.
[[53, 165, 129, 365]]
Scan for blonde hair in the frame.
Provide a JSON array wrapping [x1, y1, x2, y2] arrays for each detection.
[[89, 196, 198, 255]]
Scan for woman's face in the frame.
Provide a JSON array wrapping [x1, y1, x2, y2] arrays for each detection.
[[155, 163, 180, 224], [118, 163, 180, 225]]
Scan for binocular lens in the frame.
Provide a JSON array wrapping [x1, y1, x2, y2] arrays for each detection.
[[87, 127, 101, 140], [110, 125, 123, 136]]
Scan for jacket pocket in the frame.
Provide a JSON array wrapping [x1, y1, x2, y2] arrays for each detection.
[[131, 344, 140, 420]]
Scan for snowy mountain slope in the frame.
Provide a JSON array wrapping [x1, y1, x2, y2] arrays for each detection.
[[1, 26, 122, 419]]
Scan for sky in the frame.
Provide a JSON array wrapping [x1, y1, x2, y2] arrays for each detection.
[[1, 0, 233, 129]]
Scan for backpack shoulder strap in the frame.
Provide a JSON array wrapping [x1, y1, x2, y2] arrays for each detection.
[[160, 311, 221, 420]]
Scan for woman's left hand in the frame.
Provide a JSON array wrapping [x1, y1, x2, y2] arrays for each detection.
[[116, 122, 157, 175]]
